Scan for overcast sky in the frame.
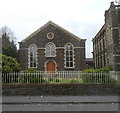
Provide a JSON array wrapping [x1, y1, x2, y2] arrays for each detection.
[[0, 0, 115, 58]]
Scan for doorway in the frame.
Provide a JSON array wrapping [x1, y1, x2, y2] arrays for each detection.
[[46, 61, 56, 72]]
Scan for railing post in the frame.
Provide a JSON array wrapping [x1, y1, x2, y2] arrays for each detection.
[[8, 73, 10, 84]]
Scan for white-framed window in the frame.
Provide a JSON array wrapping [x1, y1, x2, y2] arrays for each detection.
[[29, 44, 37, 68], [65, 43, 74, 68], [45, 43, 56, 57]]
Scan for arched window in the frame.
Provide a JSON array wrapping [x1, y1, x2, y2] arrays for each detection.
[[29, 44, 37, 68], [65, 43, 74, 68], [46, 43, 56, 57]]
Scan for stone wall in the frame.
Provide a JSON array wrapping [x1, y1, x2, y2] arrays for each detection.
[[19, 22, 87, 71], [2, 84, 118, 96], [93, 2, 120, 71]]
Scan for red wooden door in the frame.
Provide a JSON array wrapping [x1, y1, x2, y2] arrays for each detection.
[[46, 61, 56, 72]]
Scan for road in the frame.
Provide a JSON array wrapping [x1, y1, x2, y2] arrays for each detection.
[[2, 96, 119, 111]]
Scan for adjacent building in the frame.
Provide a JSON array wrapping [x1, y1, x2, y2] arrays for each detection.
[[93, 2, 120, 71], [86, 58, 94, 69], [19, 21, 87, 71]]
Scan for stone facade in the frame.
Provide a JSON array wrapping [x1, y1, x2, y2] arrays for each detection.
[[93, 2, 120, 71], [19, 21, 87, 71]]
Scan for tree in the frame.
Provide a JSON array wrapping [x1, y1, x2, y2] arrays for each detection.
[[0, 26, 18, 58], [2, 54, 20, 73]]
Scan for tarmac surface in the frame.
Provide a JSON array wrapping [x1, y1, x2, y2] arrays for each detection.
[[2, 96, 120, 111]]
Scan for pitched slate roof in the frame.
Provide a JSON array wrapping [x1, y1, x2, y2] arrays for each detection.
[[20, 21, 85, 43]]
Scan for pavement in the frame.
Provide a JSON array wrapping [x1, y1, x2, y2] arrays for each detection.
[[1, 96, 120, 111], [2, 95, 119, 104]]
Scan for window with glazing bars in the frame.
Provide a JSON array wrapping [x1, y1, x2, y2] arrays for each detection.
[[46, 43, 56, 57], [65, 44, 74, 68], [29, 45, 37, 68]]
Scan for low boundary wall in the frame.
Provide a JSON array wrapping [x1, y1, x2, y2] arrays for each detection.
[[2, 83, 118, 96]]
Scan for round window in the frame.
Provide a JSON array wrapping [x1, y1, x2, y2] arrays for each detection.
[[47, 32, 54, 39]]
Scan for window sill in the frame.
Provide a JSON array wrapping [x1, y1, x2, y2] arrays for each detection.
[[45, 56, 56, 58], [28, 67, 38, 69], [65, 67, 75, 69]]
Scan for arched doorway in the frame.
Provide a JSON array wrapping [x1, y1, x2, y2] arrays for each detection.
[[46, 61, 56, 72]]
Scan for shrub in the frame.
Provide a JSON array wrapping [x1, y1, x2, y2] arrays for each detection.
[[54, 78, 63, 83], [2, 72, 47, 84], [81, 72, 116, 83], [20, 69, 44, 83], [99, 66, 112, 72], [82, 67, 114, 83], [18, 73, 47, 83], [83, 68, 97, 73], [48, 77, 63, 83], [70, 78, 81, 83], [2, 65, 13, 73], [83, 66, 112, 73], [2, 54, 20, 73]]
